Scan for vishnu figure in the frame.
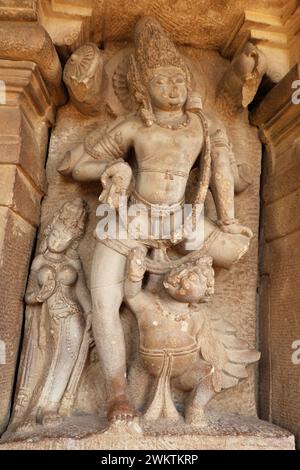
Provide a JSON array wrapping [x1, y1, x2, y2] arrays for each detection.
[[58, 17, 253, 422]]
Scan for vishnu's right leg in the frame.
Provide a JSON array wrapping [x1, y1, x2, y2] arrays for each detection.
[[90, 242, 135, 422]]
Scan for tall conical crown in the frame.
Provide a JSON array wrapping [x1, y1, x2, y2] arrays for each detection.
[[127, 16, 191, 126], [133, 16, 189, 83]]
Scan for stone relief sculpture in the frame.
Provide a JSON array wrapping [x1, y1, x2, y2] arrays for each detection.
[[125, 248, 260, 425], [218, 42, 267, 113], [63, 43, 105, 116], [3, 15, 265, 443], [0, 0, 298, 451], [10, 198, 92, 431], [55, 16, 258, 425]]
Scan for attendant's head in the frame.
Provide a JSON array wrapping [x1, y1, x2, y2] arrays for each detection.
[[40, 198, 88, 255]]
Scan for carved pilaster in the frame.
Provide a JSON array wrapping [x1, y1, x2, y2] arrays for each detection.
[[0, 59, 54, 433], [0, 21, 66, 105], [251, 63, 300, 448]]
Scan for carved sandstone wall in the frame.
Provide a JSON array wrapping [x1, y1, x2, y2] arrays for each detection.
[[252, 64, 300, 448], [0, 59, 55, 433]]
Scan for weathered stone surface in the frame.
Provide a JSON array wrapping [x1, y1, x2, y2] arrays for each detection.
[[265, 188, 300, 242], [37, 0, 103, 59], [0, 414, 295, 450], [32, 1, 295, 61], [0, 207, 35, 434], [251, 64, 300, 129], [0, 22, 66, 106], [0, 2, 298, 450], [0, 0, 37, 22], [263, 233, 300, 449], [35, 44, 262, 421], [0, 108, 46, 193], [263, 143, 300, 204], [223, 2, 300, 82], [0, 60, 54, 434], [0, 165, 42, 227], [253, 65, 300, 449]]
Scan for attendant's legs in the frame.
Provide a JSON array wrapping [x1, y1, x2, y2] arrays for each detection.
[[36, 316, 84, 425]]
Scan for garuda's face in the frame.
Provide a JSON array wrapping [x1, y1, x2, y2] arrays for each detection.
[[148, 66, 188, 111]]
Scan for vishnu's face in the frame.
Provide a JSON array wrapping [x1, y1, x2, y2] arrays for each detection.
[[148, 66, 188, 111]]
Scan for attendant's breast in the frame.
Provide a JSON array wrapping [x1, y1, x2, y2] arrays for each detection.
[[37, 264, 78, 287], [57, 264, 78, 286], [37, 266, 55, 286]]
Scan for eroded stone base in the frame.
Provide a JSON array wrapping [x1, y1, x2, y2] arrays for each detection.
[[0, 413, 294, 450]]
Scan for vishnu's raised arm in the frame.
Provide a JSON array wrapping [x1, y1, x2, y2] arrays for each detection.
[[58, 116, 138, 183]]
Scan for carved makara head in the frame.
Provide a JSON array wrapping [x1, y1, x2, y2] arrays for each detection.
[[40, 198, 88, 255], [163, 256, 214, 303], [63, 43, 103, 107], [127, 16, 192, 125]]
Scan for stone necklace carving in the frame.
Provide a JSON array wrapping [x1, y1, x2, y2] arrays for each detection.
[[154, 112, 191, 130], [155, 295, 196, 322]]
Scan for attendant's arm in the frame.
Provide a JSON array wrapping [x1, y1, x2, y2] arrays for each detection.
[[25, 269, 42, 305], [25, 256, 54, 304], [74, 260, 92, 314]]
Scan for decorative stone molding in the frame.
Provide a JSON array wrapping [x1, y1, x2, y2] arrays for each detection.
[[0, 59, 54, 434], [0, 0, 37, 22], [222, 1, 300, 83], [0, 21, 66, 106], [37, 0, 104, 60], [0, 60, 55, 192]]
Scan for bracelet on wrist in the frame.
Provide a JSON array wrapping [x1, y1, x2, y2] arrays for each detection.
[[217, 218, 239, 227]]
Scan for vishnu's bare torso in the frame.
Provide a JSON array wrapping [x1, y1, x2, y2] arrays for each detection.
[[133, 112, 203, 204]]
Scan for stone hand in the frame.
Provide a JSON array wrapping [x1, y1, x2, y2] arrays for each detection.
[[36, 279, 56, 302], [218, 219, 253, 238], [99, 161, 132, 209]]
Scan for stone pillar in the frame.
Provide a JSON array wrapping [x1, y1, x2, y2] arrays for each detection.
[[251, 63, 300, 448], [0, 60, 55, 433]]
